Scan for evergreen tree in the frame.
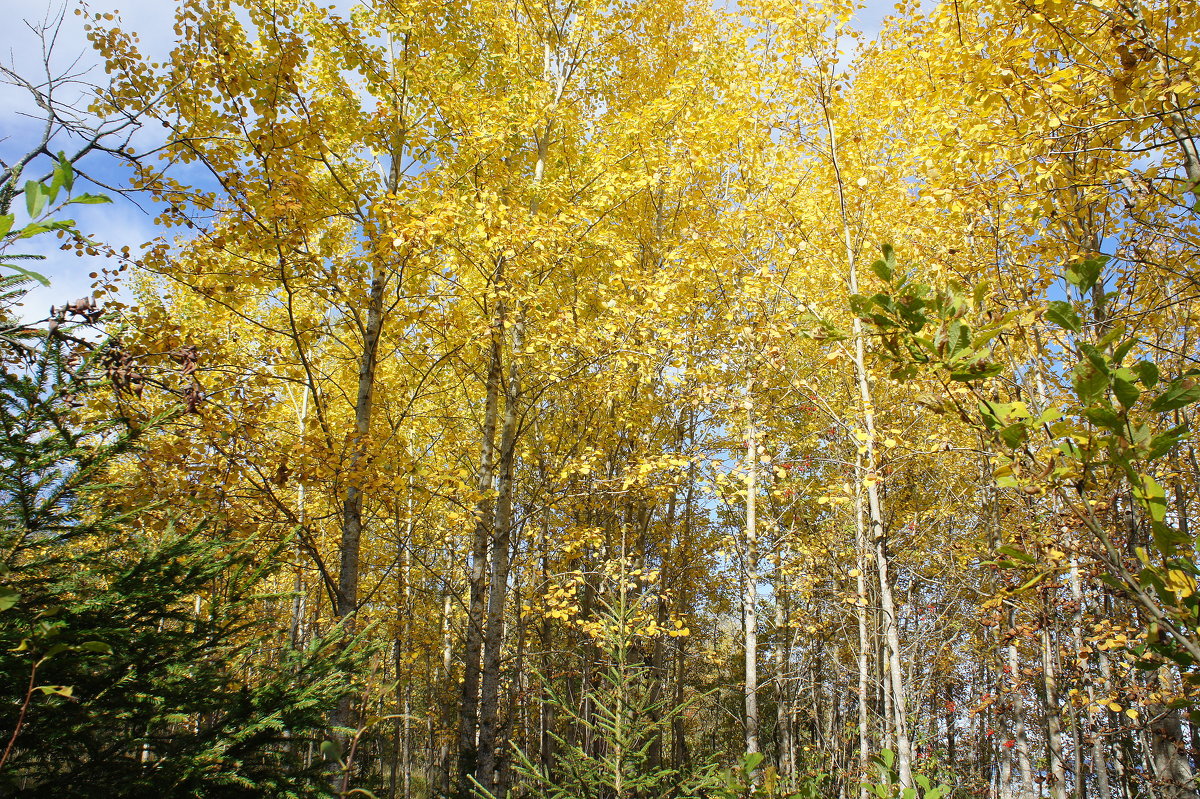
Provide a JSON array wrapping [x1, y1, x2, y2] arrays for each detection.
[[0, 165, 363, 798]]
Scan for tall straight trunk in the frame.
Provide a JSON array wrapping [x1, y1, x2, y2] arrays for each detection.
[[999, 734, 1013, 799], [855, 460, 871, 799], [457, 291, 504, 799], [823, 90, 913, 790], [1097, 633, 1133, 799], [1041, 610, 1067, 799], [742, 388, 760, 760], [392, 454, 415, 799], [649, 481, 679, 773], [873, 529, 911, 786], [537, 514, 555, 780], [439, 590, 454, 798], [290, 390, 310, 649], [1068, 552, 1111, 799], [774, 550, 792, 788], [672, 428, 696, 772], [476, 315, 524, 795], [1006, 610, 1034, 799], [497, 586, 527, 799], [337, 263, 387, 620], [332, 262, 388, 743], [881, 627, 894, 772], [401, 548, 413, 799]]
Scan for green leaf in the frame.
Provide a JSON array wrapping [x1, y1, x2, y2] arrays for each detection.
[[1036, 407, 1062, 425], [1045, 300, 1080, 332], [68, 193, 112, 205], [25, 181, 47, 217], [995, 470, 1020, 489], [1014, 571, 1049, 593], [998, 422, 1028, 449], [997, 544, 1036, 564], [1149, 379, 1200, 413], [1113, 337, 1138, 364], [1073, 362, 1108, 404], [1112, 376, 1141, 410], [1147, 425, 1188, 461], [978, 401, 1007, 430], [78, 640, 112, 653], [743, 751, 764, 773], [42, 642, 70, 659], [1134, 475, 1168, 523], [950, 360, 1004, 382], [16, 222, 51, 238], [56, 152, 74, 191], [0, 214, 13, 238], [1152, 522, 1188, 557], [872, 259, 892, 282], [881, 243, 895, 275], [0, 586, 18, 611], [1079, 342, 1109, 371], [1064, 256, 1107, 293], [320, 739, 343, 762], [946, 319, 971, 357], [1, 262, 51, 287], [1134, 360, 1160, 389], [36, 685, 73, 697]]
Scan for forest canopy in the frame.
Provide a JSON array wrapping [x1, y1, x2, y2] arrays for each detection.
[[3, 0, 1200, 797]]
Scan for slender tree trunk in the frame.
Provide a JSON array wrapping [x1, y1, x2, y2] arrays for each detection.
[[1041, 607, 1067, 799], [439, 588, 454, 798], [774, 550, 791, 789], [855, 460, 871, 799], [823, 89, 913, 791], [333, 262, 388, 743], [1006, 610, 1035, 799], [337, 262, 387, 620], [477, 314, 524, 795], [458, 287, 504, 799], [742, 387, 760, 761], [881, 627, 894, 778], [1068, 551, 1111, 799], [290, 390, 310, 650], [402, 550, 413, 799], [673, 427, 695, 772]]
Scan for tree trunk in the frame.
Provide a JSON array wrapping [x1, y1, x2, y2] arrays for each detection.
[[774, 549, 792, 789], [439, 589, 454, 798], [824, 92, 913, 791], [457, 287, 504, 799], [1041, 610, 1067, 799], [742, 388, 760, 761], [476, 314, 524, 795], [1006, 610, 1034, 799], [337, 262, 387, 620], [333, 262, 388, 741], [855, 463, 871, 799], [1151, 671, 1198, 799]]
